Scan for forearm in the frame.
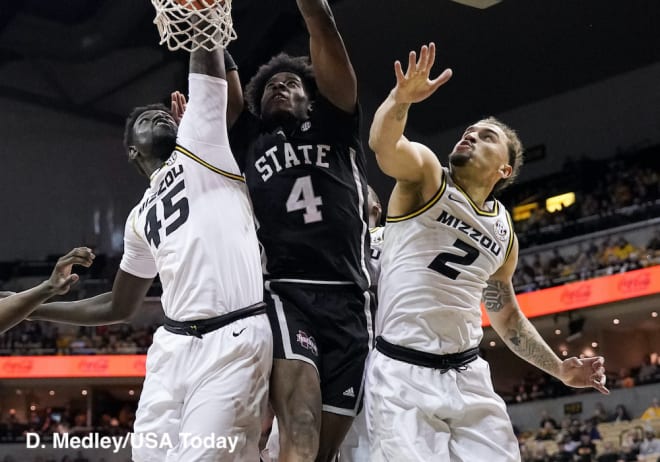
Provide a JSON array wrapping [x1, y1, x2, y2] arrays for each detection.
[[226, 70, 243, 127], [485, 279, 561, 377], [369, 92, 410, 153], [496, 309, 562, 377], [296, 0, 334, 27], [0, 282, 59, 333], [190, 49, 223, 79], [30, 292, 123, 326]]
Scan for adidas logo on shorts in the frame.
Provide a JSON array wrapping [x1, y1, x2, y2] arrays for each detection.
[[342, 387, 355, 398]]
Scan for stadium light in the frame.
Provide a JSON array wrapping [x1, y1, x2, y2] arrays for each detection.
[[450, 0, 502, 8]]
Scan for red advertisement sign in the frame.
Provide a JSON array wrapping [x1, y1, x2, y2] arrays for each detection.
[[0, 355, 146, 379]]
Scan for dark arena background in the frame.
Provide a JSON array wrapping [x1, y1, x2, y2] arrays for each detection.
[[0, 1, 659, 460]]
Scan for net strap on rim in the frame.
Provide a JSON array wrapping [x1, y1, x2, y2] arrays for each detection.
[[151, 0, 236, 52]]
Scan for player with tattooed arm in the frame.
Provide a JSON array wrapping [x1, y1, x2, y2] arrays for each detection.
[[364, 43, 609, 461]]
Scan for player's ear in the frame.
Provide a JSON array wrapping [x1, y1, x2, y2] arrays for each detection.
[[499, 164, 512, 179]]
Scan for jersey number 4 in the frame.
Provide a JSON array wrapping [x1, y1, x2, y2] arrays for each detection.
[[428, 239, 479, 280], [144, 180, 190, 248], [286, 175, 323, 224]]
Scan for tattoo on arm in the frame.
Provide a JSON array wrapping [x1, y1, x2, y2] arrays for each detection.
[[506, 317, 559, 374], [482, 279, 512, 312], [484, 278, 558, 374]]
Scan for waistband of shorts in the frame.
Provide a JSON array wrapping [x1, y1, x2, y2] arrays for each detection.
[[163, 302, 266, 339], [375, 336, 479, 372]]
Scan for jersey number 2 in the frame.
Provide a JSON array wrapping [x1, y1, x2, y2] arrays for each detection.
[[286, 175, 323, 224], [144, 180, 189, 248], [428, 239, 479, 280]]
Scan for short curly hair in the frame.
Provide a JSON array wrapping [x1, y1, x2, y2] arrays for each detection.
[[478, 116, 525, 194], [123, 103, 174, 155], [245, 53, 318, 116]]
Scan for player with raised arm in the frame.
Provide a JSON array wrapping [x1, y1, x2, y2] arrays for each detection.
[[30, 15, 271, 461], [365, 42, 608, 461], [226, 1, 371, 460]]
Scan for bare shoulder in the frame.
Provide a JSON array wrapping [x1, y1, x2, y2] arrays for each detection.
[[492, 233, 519, 280]]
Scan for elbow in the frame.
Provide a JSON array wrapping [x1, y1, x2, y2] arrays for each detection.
[[111, 304, 137, 324], [368, 135, 378, 153], [368, 130, 387, 155]]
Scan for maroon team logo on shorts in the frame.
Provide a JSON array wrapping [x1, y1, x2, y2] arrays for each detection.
[[296, 330, 318, 356]]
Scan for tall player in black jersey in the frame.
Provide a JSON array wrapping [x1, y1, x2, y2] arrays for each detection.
[[227, 1, 371, 461]]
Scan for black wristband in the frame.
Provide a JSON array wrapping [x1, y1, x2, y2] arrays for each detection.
[[224, 49, 238, 72]]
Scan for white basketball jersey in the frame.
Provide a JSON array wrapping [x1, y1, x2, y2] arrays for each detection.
[[120, 74, 262, 321], [377, 168, 514, 354]]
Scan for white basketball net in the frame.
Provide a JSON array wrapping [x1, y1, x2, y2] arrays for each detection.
[[151, 0, 236, 52]]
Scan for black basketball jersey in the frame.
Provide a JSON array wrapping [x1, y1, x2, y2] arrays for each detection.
[[230, 95, 370, 290]]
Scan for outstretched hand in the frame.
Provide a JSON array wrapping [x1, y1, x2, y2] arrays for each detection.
[[391, 42, 453, 104], [48, 247, 95, 295], [559, 356, 609, 395], [171, 91, 188, 124]]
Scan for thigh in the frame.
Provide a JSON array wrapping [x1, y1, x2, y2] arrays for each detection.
[[448, 358, 520, 462], [133, 329, 184, 462], [172, 315, 272, 462], [365, 351, 450, 462], [265, 281, 321, 371], [269, 357, 322, 421], [315, 288, 371, 417]]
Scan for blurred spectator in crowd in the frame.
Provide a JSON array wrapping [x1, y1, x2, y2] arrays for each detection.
[[638, 355, 659, 385], [619, 427, 643, 461], [592, 402, 609, 423], [528, 441, 552, 462], [640, 398, 660, 420], [515, 383, 530, 403], [617, 368, 636, 389], [611, 404, 632, 423], [584, 419, 601, 441], [535, 420, 557, 441], [595, 441, 619, 462], [555, 432, 580, 461], [574, 432, 597, 462], [639, 428, 660, 458], [539, 410, 559, 429]]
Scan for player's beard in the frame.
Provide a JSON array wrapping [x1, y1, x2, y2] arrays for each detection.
[[152, 131, 177, 161], [449, 150, 471, 167]]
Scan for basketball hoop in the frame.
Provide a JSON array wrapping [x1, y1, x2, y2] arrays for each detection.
[[150, 0, 236, 52]]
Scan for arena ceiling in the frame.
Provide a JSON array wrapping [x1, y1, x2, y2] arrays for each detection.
[[0, 0, 658, 132]]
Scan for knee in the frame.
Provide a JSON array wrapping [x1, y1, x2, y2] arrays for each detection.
[[287, 406, 320, 440]]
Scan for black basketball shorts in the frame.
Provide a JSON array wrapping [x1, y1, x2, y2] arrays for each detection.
[[264, 280, 373, 417]]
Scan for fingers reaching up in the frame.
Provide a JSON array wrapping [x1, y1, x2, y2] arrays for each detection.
[[392, 42, 453, 104], [171, 91, 188, 124]]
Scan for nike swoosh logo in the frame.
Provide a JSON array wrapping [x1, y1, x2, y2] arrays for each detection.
[[232, 328, 246, 337], [448, 193, 463, 203]]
